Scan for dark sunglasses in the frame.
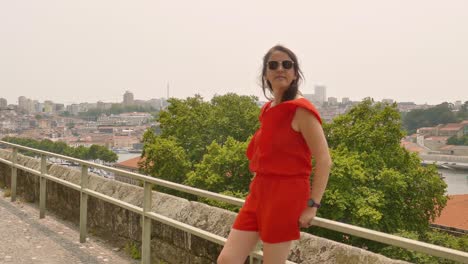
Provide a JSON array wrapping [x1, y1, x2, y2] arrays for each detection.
[[267, 60, 294, 70]]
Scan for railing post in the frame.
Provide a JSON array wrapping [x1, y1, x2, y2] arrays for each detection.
[[141, 181, 152, 264], [39, 155, 47, 219], [10, 148, 17, 202], [80, 165, 88, 243]]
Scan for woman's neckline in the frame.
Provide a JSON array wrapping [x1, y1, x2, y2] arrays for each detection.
[[268, 97, 306, 110]]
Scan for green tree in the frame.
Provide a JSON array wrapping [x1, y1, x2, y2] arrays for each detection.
[[312, 99, 447, 251], [66, 122, 75, 129], [402, 102, 458, 134], [2, 137, 118, 162], [88, 144, 100, 160], [447, 135, 468, 145], [78, 104, 159, 120], [184, 137, 252, 210], [185, 137, 252, 193], [72, 146, 89, 159], [140, 133, 191, 184], [158, 95, 212, 163], [157, 93, 259, 164], [51, 141, 69, 154], [207, 94, 260, 144], [99, 148, 118, 163], [38, 139, 54, 152], [457, 101, 468, 121], [380, 230, 468, 264]]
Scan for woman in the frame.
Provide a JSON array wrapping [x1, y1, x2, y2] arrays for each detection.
[[217, 45, 332, 264]]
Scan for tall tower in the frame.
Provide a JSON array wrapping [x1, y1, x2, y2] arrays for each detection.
[[123, 91, 134, 106], [18, 96, 29, 112], [314, 85, 327, 104], [0, 98, 7, 108]]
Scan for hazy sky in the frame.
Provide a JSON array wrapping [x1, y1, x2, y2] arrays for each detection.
[[1, 1, 467, 105]]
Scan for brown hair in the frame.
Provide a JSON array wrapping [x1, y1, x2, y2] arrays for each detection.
[[261, 45, 304, 102]]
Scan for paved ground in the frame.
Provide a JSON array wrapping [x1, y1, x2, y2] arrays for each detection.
[[0, 189, 139, 264]]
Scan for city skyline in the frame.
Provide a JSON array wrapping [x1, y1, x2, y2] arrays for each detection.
[[1, 1, 467, 105], [2, 89, 467, 107]]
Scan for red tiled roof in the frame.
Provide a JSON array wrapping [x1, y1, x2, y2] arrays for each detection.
[[432, 194, 468, 231], [400, 141, 425, 153], [115, 156, 143, 170]]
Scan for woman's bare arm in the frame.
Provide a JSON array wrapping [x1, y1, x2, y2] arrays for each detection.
[[295, 107, 332, 204]]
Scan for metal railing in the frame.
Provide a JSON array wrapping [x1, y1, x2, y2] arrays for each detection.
[[0, 140, 467, 264]]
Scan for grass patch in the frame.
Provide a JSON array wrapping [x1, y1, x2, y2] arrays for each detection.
[[3, 188, 11, 197], [124, 242, 141, 260], [3, 189, 11, 197]]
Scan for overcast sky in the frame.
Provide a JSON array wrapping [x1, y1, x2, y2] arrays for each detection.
[[1, 0, 467, 105]]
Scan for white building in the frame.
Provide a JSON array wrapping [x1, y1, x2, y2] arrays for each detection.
[[0, 98, 7, 108], [314, 85, 327, 104], [328, 97, 338, 106], [123, 91, 134, 106]]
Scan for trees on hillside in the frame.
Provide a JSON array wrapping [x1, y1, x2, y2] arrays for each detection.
[[447, 135, 468, 146], [402, 102, 459, 134], [2, 137, 117, 162], [457, 101, 468, 120], [78, 104, 159, 120]]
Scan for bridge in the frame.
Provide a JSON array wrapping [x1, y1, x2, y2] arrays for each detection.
[[0, 141, 467, 264]]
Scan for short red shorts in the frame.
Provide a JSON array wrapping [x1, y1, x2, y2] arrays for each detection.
[[232, 173, 310, 243]]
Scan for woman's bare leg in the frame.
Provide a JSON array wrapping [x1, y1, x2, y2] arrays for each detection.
[[217, 229, 259, 264], [262, 241, 292, 264]]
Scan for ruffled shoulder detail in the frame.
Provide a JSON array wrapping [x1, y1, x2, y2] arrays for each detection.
[[289, 98, 322, 125]]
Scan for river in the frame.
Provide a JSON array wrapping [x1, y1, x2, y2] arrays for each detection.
[[439, 168, 468, 195], [117, 153, 142, 163]]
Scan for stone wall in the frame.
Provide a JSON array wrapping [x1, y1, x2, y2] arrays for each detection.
[[0, 150, 409, 264]]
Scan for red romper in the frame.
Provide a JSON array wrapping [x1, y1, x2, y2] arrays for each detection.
[[232, 98, 322, 243]]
